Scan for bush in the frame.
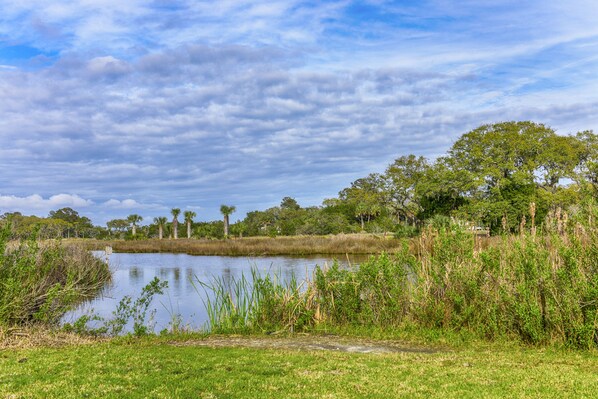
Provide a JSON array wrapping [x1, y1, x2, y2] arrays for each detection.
[[394, 224, 419, 238], [198, 203, 598, 348], [0, 228, 111, 326]]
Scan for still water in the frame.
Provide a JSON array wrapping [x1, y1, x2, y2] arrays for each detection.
[[64, 252, 366, 332]]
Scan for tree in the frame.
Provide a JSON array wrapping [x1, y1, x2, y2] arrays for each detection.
[[106, 219, 129, 238], [384, 155, 428, 225], [48, 207, 81, 224], [576, 130, 598, 193], [127, 214, 143, 236], [183, 210, 196, 239], [220, 205, 236, 237], [170, 208, 181, 239], [415, 158, 468, 220], [280, 197, 300, 210], [48, 207, 93, 238], [154, 217, 168, 240], [338, 174, 385, 230], [447, 121, 562, 231]]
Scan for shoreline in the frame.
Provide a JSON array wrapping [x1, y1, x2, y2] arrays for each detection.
[[68, 234, 408, 256]]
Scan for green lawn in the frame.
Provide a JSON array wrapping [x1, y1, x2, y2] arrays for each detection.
[[1, 336, 597, 398]]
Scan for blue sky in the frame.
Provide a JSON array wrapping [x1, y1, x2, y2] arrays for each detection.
[[1, 0, 597, 225]]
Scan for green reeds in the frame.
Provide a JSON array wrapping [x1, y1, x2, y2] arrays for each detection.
[[194, 268, 315, 333], [194, 272, 256, 333], [196, 202, 598, 348], [0, 228, 111, 326]]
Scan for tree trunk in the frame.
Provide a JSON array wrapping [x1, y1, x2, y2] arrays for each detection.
[[132, 225, 137, 236], [159, 225, 163, 240], [224, 215, 229, 237], [187, 222, 191, 239], [173, 221, 178, 239]]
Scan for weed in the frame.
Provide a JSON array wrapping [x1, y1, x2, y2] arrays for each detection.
[[0, 227, 111, 327], [196, 202, 598, 348], [65, 277, 168, 337]]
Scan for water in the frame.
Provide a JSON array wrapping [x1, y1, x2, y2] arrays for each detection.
[[64, 252, 366, 333]]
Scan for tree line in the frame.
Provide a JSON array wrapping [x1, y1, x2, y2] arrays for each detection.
[[2, 121, 596, 239]]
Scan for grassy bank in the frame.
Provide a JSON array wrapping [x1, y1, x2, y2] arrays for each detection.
[[200, 205, 598, 349], [77, 234, 406, 256], [0, 230, 111, 327], [1, 334, 597, 398]]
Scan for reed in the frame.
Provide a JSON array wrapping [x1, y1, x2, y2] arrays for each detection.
[[197, 201, 598, 348], [0, 228, 111, 327]]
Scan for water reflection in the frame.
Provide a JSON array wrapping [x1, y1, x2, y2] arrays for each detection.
[[65, 252, 367, 332], [129, 266, 143, 283]]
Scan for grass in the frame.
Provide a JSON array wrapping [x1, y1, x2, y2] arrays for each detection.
[[0, 230, 111, 326], [76, 234, 409, 256], [1, 333, 597, 398], [196, 203, 598, 349]]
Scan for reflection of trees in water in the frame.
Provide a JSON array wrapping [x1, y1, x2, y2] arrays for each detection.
[[159, 267, 169, 279], [222, 266, 232, 292], [172, 267, 182, 295], [129, 266, 143, 284], [186, 268, 194, 294]]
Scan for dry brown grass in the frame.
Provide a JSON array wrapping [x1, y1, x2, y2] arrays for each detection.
[[0, 326, 104, 349], [73, 234, 407, 256]]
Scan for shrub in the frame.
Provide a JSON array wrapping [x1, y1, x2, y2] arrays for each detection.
[[197, 205, 598, 348], [0, 227, 111, 326]]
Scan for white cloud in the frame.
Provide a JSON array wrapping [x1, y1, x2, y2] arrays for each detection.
[[0, 193, 92, 214], [103, 199, 141, 209]]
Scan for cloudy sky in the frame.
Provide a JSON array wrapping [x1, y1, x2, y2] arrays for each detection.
[[1, 1, 597, 225]]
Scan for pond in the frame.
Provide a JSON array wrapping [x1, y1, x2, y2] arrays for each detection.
[[64, 252, 367, 333]]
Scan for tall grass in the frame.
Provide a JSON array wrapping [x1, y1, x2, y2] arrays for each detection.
[[0, 228, 111, 326], [79, 234, 404, 256], [195, 269, 313, 333], [198, 202, 598, 348]]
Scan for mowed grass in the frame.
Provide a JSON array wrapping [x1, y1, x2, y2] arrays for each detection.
[[1, 336, 597, 398]]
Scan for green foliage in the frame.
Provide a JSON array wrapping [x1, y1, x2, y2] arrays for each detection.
[[314, 250, 415, 327], [194, 221, 225, 239], [66, 277, 168, 337], [194, 272, 255, 333], [106, 277, 168, 336], [197, 209, 598, 348], [393, 223, 419, 238], [0, 228, 111, 326]]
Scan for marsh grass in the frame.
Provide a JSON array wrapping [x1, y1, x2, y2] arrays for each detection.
[[79, 234, 405, 256], [194, 268, 313, 333], [0, 228, 111, 327], [198, 202, 598, 348]]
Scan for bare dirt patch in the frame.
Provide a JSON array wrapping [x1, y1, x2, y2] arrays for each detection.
[[169, 334, 439, 355]]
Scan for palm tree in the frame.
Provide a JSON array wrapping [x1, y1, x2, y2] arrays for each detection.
[[220, 205, 236, 237], [183, 210, 196, 239], [127, 214, 143, 236], [154, 217, 167, 239], [171, 208, 181, 239]]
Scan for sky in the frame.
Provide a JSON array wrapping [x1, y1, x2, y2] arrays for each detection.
[[1, 0, 598, 225]]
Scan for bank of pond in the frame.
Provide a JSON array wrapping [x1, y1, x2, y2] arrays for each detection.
[[1, 220, 597, 349]]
